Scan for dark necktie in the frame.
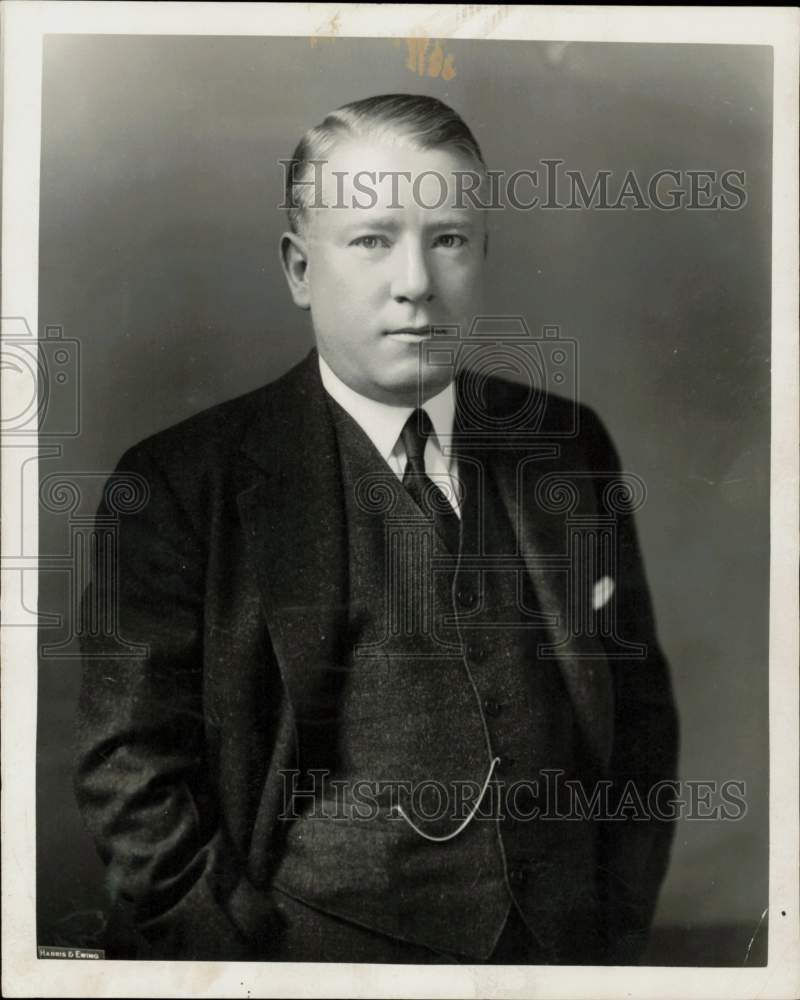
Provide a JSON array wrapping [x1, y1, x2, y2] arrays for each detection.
[[400, 409, 461, 554]]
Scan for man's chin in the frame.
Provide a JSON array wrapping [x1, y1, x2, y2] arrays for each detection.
[[377, 359, 453, 405], [320, 347, 453, 405]]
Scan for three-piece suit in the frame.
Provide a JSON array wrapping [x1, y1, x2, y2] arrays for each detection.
[[74, 346, 679, 964]]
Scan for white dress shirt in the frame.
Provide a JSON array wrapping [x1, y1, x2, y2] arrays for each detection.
[[318, 354, 461, 517]]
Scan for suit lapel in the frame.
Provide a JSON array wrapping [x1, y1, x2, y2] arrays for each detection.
[[236, 348, 349, 769], [455, 375, 614, 775]]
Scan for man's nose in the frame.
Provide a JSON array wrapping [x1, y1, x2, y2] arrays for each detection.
[[390, 243, 434, 304]]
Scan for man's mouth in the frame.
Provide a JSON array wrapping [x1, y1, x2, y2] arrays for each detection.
[[385, 325, 434, 342]]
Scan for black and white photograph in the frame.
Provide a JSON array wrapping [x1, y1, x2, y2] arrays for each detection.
[[2, 3, 798, 998]]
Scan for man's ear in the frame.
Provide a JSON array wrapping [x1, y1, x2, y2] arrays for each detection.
[[279, 230, 311, 310]]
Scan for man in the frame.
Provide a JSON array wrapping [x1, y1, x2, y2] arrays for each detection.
[[74, 94, 678, 965]]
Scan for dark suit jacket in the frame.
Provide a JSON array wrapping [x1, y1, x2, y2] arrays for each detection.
[[74, 347, 679, 962]]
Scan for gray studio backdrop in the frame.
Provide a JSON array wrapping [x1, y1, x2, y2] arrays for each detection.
[[37, 34, 772, 964]]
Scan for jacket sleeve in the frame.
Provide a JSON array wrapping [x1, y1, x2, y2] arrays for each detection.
[[73, 440, 279, 960], [581, 406, 681, 964]]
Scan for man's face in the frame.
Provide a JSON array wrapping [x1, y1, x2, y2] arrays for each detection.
[[281, 138, 487, 405]]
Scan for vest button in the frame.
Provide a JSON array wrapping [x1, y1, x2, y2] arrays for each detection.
[[484, 700, 501, 717], [457, 588, 476, 609]]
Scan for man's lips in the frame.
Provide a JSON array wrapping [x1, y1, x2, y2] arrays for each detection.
[[385, 325, 434, 341]]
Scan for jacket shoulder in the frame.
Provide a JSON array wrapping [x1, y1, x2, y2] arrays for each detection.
[[481, 374, 615, 452], [115, 354, 309, 476]]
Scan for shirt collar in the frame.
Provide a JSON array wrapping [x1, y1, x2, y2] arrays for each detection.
[[318, 353, 456, 462]]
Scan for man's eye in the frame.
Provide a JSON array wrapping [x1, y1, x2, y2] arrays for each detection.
[[434, 234, 467, 249], [350, 235, 389, 250]]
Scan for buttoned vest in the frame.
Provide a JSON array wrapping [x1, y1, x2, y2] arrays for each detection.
[[272, 396, 601, 960]]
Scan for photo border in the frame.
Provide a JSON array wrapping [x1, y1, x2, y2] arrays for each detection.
[[2, 3, 798, 997]]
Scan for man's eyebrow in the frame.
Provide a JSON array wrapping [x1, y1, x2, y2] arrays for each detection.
[[341, 216, 402, 233], [427, 219, 476, 231], [340, 217, 477, 234]]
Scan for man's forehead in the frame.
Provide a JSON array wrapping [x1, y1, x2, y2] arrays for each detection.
[[307, 137, 485, 225], [325, 137, 477, 183], [322, 135, 474, 170]]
